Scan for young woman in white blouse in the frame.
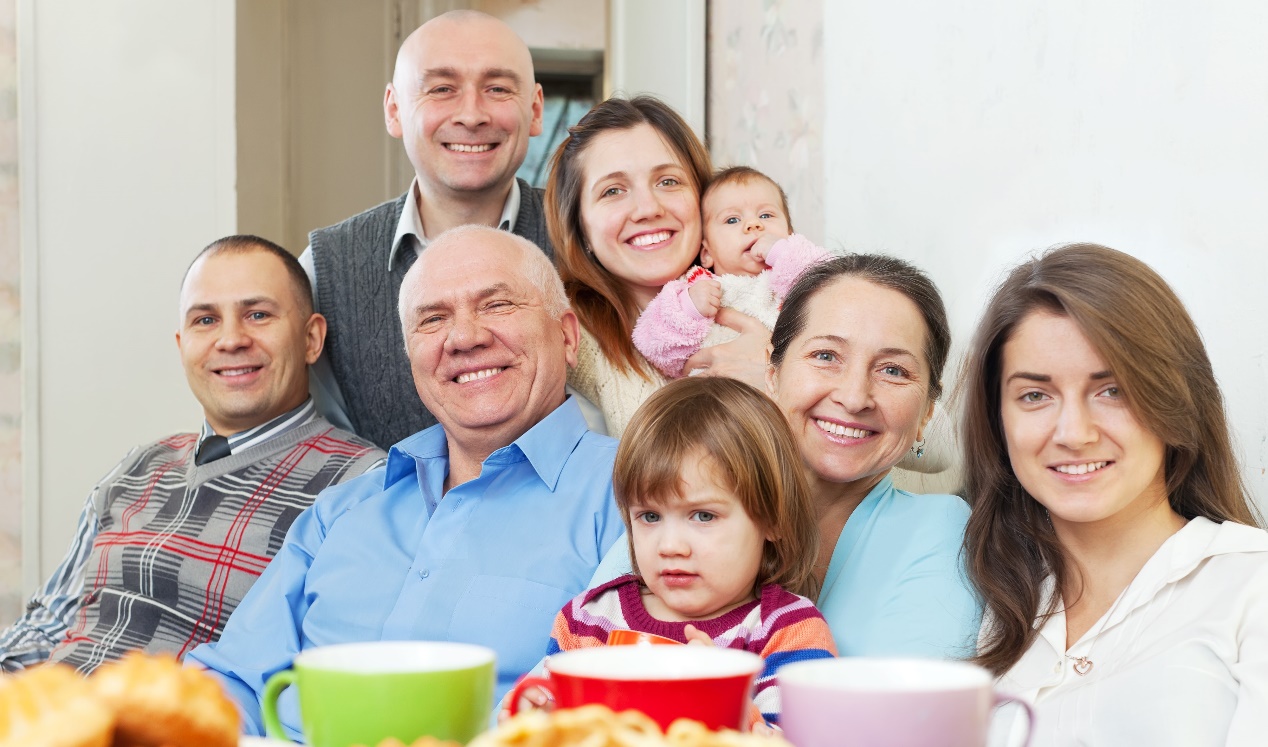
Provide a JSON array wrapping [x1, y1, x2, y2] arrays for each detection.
[[960, 243, 1267, 746]]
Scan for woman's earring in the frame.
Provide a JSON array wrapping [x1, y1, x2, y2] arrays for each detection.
[[910, 439, 926, 459]]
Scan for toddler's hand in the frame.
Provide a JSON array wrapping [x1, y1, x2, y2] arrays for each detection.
[[498, 685, 553, 723], [749, 232, 789, 266], [688, 277, 723, 318], [684, 624, 715, 646]]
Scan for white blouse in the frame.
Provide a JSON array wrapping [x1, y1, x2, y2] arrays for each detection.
[[990, 517, 1268, 746]]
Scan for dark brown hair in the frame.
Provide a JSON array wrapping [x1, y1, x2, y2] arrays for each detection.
[[545, 95, 713, 378], [703, 166, 794, 233], [962, 242, 1261, 675], [185, 235, 313, 314], [770, 254, 951, 401], [613, 376, 820, 599]]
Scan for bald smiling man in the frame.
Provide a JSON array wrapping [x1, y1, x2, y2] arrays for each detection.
[[300, 10, 553, 451]]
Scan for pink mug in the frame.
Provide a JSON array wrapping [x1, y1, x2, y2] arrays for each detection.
[[507, 645, 763, 732], [779, 658, 1035, 747]]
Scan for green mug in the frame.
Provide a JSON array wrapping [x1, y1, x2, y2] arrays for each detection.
[[261, 641, 496, 746]]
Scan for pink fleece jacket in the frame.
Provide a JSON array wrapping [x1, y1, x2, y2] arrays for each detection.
[[632, 234, 832, 378]]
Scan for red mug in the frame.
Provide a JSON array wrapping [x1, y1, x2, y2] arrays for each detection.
[[606, 629, 681, 646], [507, 646, 763, 731]]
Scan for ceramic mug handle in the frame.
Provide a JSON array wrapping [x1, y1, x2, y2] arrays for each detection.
[[992, 692, 1037, 747], [260, 669, 298, 740], [505, 675, 557, 717]]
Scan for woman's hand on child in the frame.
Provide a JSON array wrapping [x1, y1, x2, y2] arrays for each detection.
[[748, 232, 788, 266], [688, 277, 723, 318], [684, 308, 772, 388], [683, 624, 715, 646]]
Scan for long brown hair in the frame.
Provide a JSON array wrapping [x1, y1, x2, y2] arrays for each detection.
[[545, 95, 712, 378], [613, 376, 821, 599], [962, 243, 1260, 675]]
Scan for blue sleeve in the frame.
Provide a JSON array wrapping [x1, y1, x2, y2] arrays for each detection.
[[184, 492, 330, 739], [0, 496, 98, 671]]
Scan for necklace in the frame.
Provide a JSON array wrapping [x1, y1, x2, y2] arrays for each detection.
[[1061, 563, 1147, 678], [1064, 654, 1093, 676]]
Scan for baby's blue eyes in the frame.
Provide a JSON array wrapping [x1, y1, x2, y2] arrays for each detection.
[[721, 213, 778, 225]]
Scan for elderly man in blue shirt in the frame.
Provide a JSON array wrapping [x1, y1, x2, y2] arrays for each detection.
[[186, 225, 624, 738]]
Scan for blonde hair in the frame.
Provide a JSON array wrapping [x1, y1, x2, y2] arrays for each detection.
[[613, 377, 820, 599]]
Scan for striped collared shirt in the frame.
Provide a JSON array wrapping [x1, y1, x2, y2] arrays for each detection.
[[197, 398, 317, 457]]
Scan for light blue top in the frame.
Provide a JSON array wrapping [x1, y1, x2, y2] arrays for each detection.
[[818, 474, 979, 658], [186, 398, 625, 739], [588, 474, 979, 659]]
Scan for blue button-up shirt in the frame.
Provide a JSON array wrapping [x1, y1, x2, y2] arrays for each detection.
[[186, 398, 623, 738]]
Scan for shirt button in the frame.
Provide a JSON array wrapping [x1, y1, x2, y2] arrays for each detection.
[[1053, 662, 1062, 673], [419, 569, 430, 579]]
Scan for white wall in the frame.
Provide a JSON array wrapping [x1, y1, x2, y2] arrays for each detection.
[[608, 0, 706, 134], [22, 0, 236, 581], [237, 0, 399, 255], [473, 0, 604, 49], [823, 0, 1268, 509]]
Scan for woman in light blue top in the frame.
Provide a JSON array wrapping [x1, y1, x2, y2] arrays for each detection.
[[764, 254, 980, 658]]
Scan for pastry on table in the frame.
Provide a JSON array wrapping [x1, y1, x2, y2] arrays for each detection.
[[90, 653, 239, 747], [0, 663, 115, 747]]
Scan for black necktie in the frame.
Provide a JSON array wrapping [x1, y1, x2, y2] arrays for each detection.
[[196, 435, 232, 466]]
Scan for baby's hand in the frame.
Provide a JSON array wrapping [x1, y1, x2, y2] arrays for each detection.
[[684, 624, 715, 646], [688, 277, 723, 318], [749, 232, 789, 266], [498, 685, 553, 723]]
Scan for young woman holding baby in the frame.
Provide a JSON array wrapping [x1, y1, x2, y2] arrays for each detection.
[[545, 95, 979, 658]]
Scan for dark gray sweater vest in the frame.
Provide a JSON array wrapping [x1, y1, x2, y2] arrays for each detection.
[[309, 179, 553, 450]]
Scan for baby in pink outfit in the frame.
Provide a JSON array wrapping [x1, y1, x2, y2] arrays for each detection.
[[633, 166, 831, 378]]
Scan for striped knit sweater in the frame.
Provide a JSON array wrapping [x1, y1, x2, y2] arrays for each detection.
[[547, 574, 838, 725], [0, 418, 382, 674]]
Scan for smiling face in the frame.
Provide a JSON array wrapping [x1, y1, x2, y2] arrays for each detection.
[[999, 311, 1170, 535], [577, 123, 702, 309], [700, 178, 791, 276], [176, 249, 324, 435], [767, 276, 935, 495], [630, 452, 767, 622], [385, 14, 543, 199], [401, 230, 578, 452]]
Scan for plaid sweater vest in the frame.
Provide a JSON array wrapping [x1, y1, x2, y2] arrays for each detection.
[[48, 419, 382, 673]]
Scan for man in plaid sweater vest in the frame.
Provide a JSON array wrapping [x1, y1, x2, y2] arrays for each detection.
[[0, 237, 385, 673]]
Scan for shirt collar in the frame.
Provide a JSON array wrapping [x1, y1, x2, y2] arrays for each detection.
[[198, 398, 316, 455], [382, 396, 589, 491], [387, 177, 523, 272]]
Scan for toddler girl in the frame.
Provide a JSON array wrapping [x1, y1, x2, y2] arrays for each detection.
[[632, 167, 831, 378], [545, 376, 837, 727]]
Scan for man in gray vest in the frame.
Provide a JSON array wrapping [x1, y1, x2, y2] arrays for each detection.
[[300, 10, 551, 450]]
